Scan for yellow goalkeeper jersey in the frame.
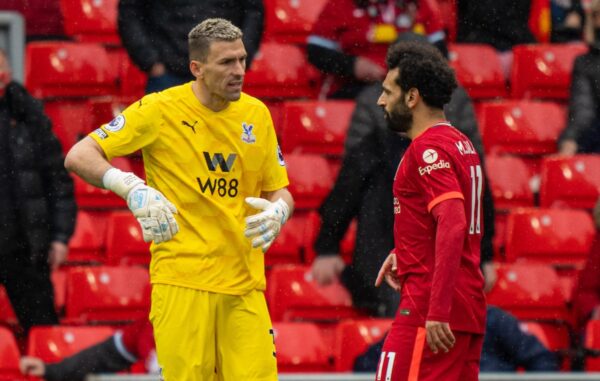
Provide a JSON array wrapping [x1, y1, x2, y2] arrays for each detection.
[[89, 82, 289, 294]]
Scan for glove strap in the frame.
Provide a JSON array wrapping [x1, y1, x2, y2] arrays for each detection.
[[274, 198, 290, 225], [102, 168, 145, 199]]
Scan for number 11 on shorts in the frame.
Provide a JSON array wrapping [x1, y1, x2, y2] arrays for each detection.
[[377, 351, 396, 381]]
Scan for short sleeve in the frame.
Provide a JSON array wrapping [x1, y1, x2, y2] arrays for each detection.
[[410, 140, 463, 212], [88, 94, 161, 160], [260, 108, 289, 192]]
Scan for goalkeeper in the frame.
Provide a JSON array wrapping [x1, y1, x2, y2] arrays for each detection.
[[64, 18, 294, 381]]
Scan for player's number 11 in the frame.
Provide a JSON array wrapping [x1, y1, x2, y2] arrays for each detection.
[[469, 165, 483, 235]]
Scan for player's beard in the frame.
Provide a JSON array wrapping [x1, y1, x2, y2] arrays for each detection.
[[384, 96, 413, 134]]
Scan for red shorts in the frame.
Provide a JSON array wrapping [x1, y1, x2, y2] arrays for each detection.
[[376, 325, 483, 381]]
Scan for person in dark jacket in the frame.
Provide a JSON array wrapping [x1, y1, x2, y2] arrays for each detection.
[[118, 0, 264, 93], [353, 306, 559, 372], [0, 50, 76, 334], [559, 0, 600, 155], [311, 33, 495, 317]]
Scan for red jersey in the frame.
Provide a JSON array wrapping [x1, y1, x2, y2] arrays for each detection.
[[392, 123, 486, 334]]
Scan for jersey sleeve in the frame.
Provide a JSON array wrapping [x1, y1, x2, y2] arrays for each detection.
[[88, 94, 161, 161], [260, 107, 289, 192], [409, 139, 463, 213]]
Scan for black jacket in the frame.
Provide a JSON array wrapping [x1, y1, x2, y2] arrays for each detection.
[[118, 0, 264, 79], [559, 45, 600, 153], [314, 83, 494, 316], [1, 82, 76, 264]]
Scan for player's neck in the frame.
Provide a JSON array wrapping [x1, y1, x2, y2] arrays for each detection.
[[408, 109, 447, 140], [192, 81, 230, 112]]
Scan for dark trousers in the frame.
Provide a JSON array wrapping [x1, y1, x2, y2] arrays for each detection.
[[0, 245, 58, 334]]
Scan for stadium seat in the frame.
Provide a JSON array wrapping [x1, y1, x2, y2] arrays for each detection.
[[51, 268, 68, 313], [267, 265, 362, 322], [64, 266, 150, 323], [539, 155, 600, 209], [106, 48, 147, 99], [244, 42, 319, 99], [263, 0, 328, 44], [510, 43, 588, 100], [520, 321, 571, 352], [485, 155, 535, 210], [0, 327, 20, 380], [273, 322, 331, 372], [334, 319, 393, 371], [448, 44, 507, 99], [87, 96, 132, 130], [105, 211, 150, 266], [585, 320, 600, 371], [285, 153, 335, 210], [60, 0, 120, 44], [487, 262, 570, 322], [44, 100, 93, 153], [478, 100, 566, 155], [280, 100, 355, 157], [267, 211, 319, 266], [0, 286, 17, 327], [26, 42, 119, 99], [68, 210, 110, 263], [27, 326, 114, 363], [504, 208, 595, 266]]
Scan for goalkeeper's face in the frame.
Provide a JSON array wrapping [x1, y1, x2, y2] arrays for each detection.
[[199, 39, 247, 102]]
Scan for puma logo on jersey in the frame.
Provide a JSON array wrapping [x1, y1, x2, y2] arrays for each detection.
[[418, 160, 451, 176], [182, 120, 198, 134]]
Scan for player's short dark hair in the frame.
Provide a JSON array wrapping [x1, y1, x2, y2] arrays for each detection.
[[386, 41, 457, 109], [188, 18, 243, 62]]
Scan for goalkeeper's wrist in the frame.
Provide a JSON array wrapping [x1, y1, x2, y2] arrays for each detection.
[[102, 167, 145, 199], [274, 198, 290, 225]]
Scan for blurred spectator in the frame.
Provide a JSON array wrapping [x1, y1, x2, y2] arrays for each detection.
[[558, 0, 600, 155], [2, 0, 65, 40], [353, 306, 559, 372], [118, 0, 264, 93], [307, 0, 446, 99], [572, 197, 600, 331], [551, 0, 585, 42], [0, 49, 76, 335], [20, 318, 157, 381], [311, 33, 495, 317]]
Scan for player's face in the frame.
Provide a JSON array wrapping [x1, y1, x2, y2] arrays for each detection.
[[378, 68, 413, 133], [201, 39, 247, 101]]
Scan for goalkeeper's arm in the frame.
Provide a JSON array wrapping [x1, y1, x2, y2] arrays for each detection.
[[65, 137, 179, 243]]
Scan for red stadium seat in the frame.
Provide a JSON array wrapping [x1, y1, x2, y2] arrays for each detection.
[[585, 320, 600, 371], [44, 100, 93, 153], [267, 211, 320, 266], [510, 43, 588, 100], [27, 326, 114, 363], [448, 44, 507, 99], [504, 208, 595, 266], [280, 100, 355, 157], [267, 265, 362, 322], [478, 100, 566, 155], [485, 155, 535, 210], [285, 153, 335, 210], [0, 327, 21, 380], [519, 321, 570, 352], [334, 319, 393, 371], [106, 48, 147, 99], [263, 0, 328, 44], [273, 322, 331, 372], [51, 268, 68, 312], [0, 286, 17, 327], [26, 42, 118, 99], [244, 42, 319, 99], [105, 211, 150, 266], [487, 262, 569, 322], [60, 0, 120, 44], [87, 96, 132, 131], [68, 210, 110, 263], [540, 155, 600, 209], [64, 266, 150, 323]]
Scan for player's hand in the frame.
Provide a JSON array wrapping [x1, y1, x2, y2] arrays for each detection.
[[354, 56, 386, 82], [312, 255, 345, 285], [20, 356, 46, 377], [375, 252, 401, 291], [127, 184, 179, 244], [244, 197, 290, 252], [559, 139, 578, 156], [425, 320, 455, 354], [482, 261, 497, 293], [48, 241, 68, 270]]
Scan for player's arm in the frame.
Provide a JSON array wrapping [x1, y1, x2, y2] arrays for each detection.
[[64, 137, 178, 244], [244, 187, 294, 253]]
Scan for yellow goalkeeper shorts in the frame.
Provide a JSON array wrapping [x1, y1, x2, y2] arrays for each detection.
[[150, 284, 278, 381]]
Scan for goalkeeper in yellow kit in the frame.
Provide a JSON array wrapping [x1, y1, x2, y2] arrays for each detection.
[[64, 18, 294, 381]]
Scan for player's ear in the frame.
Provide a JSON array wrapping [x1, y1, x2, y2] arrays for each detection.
[[190, 60, 204, 79], [406, 88, 419, 108]]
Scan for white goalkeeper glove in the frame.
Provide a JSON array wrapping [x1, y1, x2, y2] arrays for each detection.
[[244, 197, 290, 252], [103, 168, 179, 244]]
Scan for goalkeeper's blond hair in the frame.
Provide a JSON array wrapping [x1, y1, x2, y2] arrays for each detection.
[[188, 18, 243, 62]]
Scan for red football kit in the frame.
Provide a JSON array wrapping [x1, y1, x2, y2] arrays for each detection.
[[377, 123, 487, 381]]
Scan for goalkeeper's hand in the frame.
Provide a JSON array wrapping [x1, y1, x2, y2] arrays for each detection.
[[103, 168, 179, 243], [244, 197, 290, 252]]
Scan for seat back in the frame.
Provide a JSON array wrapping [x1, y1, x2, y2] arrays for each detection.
[[60, 0, 120, 44], [68, 210, 110, 263], [273, 322, 331, 372], [285, 153, 335, 210], [540, 155, 600, 209], [448, 44, 507, 99], [105, 211, 150, 266], [27, 326, 114, 363], [263, 0, 328, 44], [585, 320, 600, 371], [334, 319, 393, 371], [485, 155, 535, 210], [0, 327, 20, 379]]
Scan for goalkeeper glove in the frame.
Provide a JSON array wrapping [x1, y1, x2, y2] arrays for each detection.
[[103, 168, 179, 243], [244, 197, 290, 252]]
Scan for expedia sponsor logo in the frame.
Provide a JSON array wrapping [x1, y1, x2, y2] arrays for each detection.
[[418, 160, 450, 175]]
